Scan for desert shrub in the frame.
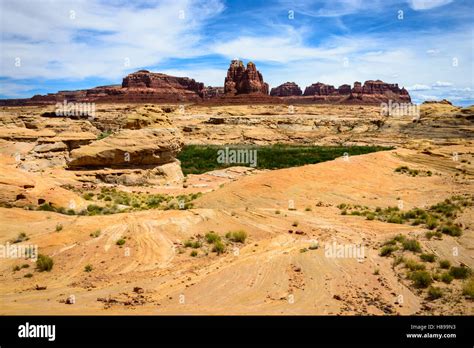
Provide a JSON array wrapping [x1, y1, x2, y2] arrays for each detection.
[[380, 245, 398, 257], [441, 272, 453, 284], [116, 238, 126, 246], [309, 243, 319, 250], [38, 203, 55, 212], [449, 266, 471, 279], [190, 250, 198, 257], [425, 231, 442, 239], [82, 192, 94, 200], [393, 256, 405, 267], [13, 265, 20, 272], [366, 213, 375, 221], [462, 277, 474, 299], [12, 232, 28, 243], [21, 264, 30, 269], [393, 234, 406, 243], [86, 204, 104, 215], [190, 241, 201, 249], [212, 240, 226, 255], [227, 230, 247, 243], [84, 264, 93, 272], [439, 260, 451, 269], [427, 286, 443, 300], [305, 207, 312, 211], [440, 224, 462, 237], [409, 270, 432, 288], [24, 273, 33, 278], [426, 217, 438, 230], [404, 259, 426, 271], [292, 221, 299, 227], [55, 223, 63, 232], [275, 210, 280, 214], [90, 230, 101, 238], [205, 232, 221, 244], [387, 214, 404, 224], [402, 239, 421, 253], [419, 253, 436, 263], [36, 254, 53, 272]]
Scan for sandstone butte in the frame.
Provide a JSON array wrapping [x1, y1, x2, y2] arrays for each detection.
[[0, 60, 411, 106]]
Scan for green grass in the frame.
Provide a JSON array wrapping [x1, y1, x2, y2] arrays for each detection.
[[177, 144, 392, 175], [36, 254, 53, 272]]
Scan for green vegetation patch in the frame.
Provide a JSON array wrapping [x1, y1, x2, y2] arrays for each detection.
[[178, 144, 392, 175]]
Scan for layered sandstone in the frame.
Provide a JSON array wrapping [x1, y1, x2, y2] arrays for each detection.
[[68, 128, 183, 168]]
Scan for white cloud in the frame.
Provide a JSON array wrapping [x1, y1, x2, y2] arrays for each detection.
[[407, 0, 453, 11], [432, 81, 453, 87], [407, 84, 431, 91], [0, 0, 225, 80]]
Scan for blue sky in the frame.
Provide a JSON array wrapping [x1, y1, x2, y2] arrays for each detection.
[[0, 0, 473, 105]]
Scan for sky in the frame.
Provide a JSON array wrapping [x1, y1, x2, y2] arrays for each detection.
[[0, 0, 473, 105]]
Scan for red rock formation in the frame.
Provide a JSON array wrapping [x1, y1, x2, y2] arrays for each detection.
[[224, 60, 269, 95], [303, 82, 336, 96], [122, 70, 204, 95], [337, 84, 351, 94], [270, 82, 302, 97]]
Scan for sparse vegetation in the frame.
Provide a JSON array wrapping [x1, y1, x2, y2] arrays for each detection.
[[116, 238, 126, 246], [36, 254, 53, 272], [337, 195, 473, 239], [395, 166, 432, 177], [55, 223, 63, 232], [84, 264, 93, 272], [190, 250, 198, 257]]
